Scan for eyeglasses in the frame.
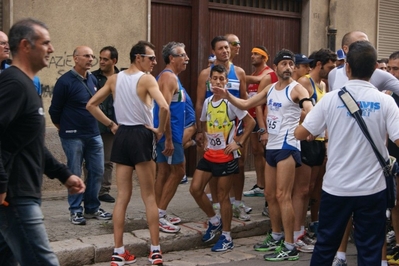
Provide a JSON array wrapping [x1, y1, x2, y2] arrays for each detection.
[[139, 54, 157, 62], [229, 41, 241, 47], [0, 41, 8, 47], [172, 53, 187, 58], [76, 54, 96, 59]]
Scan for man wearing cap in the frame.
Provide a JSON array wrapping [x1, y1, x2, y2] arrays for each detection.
[[291, 54, 313, 81], [213, 49, 313, 261], [336, 49, 346, 68]]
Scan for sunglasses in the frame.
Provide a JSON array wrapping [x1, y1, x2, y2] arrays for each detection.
[[172, 53, 187, 58], [229, 41, 241, 47], [139, 54, 157, 62]]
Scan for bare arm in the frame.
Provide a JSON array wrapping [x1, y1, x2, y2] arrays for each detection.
[[86, 75, 118, 133], [213, 85, 267, 111], [246, 68, 270, 85], [295, 125, 311, 140], [195, 68, 210, 146], [255, 76, 273, 130], [236, 67, 248, 100]]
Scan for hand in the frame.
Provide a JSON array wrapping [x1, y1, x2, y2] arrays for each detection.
[[224, 142, 239, 155], [211, 86, 228, 98], [259, 132, 268, 146], [195, 132, 204, 147], [145, 125, 164, 142], [162, 138, 174, 157], [306, 134, 315, 142], [64, 175, 86, 194], [110, 123, 119, 135]]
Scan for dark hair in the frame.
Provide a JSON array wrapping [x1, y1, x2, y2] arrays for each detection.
[[254, 45, 269, 57], [162, 42, 185, 64], [9, 18, 48, 56], [129, 40, 155, 63], [273, 49, 295, 65], [211, 36, 228, 50], [389, 52, 399, 61], [210, 64, 228, 77], [346, 41, 377, 79], [377, 58, 388, 64], [100, 46, 118, 63], [309, 48, 337, 69]]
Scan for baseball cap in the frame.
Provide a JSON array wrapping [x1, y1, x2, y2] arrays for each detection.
[[294, 54, 313, 64], [274, 51, 296, 65], [336, 49, 346, 60]]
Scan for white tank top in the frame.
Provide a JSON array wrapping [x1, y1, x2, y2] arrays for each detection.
[[113, 71, 154, 126], [266, 80, 301, 151]]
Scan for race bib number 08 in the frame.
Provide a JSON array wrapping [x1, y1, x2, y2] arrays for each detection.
[[206, 132, 226, 150]]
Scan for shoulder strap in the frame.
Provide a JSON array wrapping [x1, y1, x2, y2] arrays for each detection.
[[338, 87, 390, 175]]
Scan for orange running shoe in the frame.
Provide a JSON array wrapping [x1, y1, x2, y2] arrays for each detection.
[[110, 250, 136, 266], [148, 249, 163, 265]]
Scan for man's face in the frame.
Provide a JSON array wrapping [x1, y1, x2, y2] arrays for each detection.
[[294, 63, 310, 78], [319, 60, 336, 79], [0, 32, 9, 61], [227, 35, 240, 59], [213, 41, 230, 63], [251, 52, 264, 67], [170, 46, 189, 72], [139, 46, 157, 73], [378, 62, 387, 71], [29, 25, 54, 70], [210, 71, 228, 88], [74, 46, 94, 71], [388, 59, 399, 80], [336, 59, 345, 68], [275, 60, 294, 80], [99, 50, 115, 73]]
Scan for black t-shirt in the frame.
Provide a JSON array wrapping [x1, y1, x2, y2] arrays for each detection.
[[0, 66, 71, 199]]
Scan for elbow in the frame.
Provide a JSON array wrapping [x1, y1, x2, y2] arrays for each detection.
[[160, 104, 170, 116]]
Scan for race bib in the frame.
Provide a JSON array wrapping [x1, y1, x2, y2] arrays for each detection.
[[206, 132, 226, 150], [267, 115, 281, 135]]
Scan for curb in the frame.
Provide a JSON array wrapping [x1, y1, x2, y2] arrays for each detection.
[[51, 214, 271, 266]]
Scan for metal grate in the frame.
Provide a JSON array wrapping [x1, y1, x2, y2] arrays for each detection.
[[377, 0, 399, 58], [209, 0, 302, 13]]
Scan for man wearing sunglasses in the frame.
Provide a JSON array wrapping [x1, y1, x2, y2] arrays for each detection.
[[153, 42, 188, 234], [225, 33, 241, 63], [50, 46, 112, 225]]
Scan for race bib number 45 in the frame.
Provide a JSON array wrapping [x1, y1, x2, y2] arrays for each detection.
[[267, 115, 281, 135], [206, 132, 226, 150]]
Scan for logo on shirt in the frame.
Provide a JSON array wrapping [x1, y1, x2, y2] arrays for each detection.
[[341, 101, 381, 117], [267, 99, 282, 111]]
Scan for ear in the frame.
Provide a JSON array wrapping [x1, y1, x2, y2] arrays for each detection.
[[19, 39, 31, 53], [112, 58, 117, 65]]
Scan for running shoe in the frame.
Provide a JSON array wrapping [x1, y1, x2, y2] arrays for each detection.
[[263, 245, 299, 261], [387, 245, 399, 260], [387, 230, 396, 244], [148, 250, 163, 265], [211, 235, 234, 252], [111, 250, 136, 266], [232, 203, 250, 221], [180, 175, 188, 184], [332, 256, 348, 266], [164, 214, 181, 225], [159, 216, 180, 233], [243, 184, 264, 197], [254, 233, 284, 252], [70, 212, 86, 225], [84, 208, 112, 220], [262, 206, 269, 217], [202, 220, 222, 242], [241, 201, 252, 214], [294, 239, 314, 253]]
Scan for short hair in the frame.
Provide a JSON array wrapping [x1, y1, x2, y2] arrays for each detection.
[[341, 31, 367, 48], [389, 52, 399, 61], [129, 40, 155, 63], [100, 46, 118, 63], [378, 58, 388, 64], [210, 64, 228, 77], [309, 48, 337, 68], [211, 36, 228, 50], [162, 42, 185, 65], [346, 41, 377, 79], [9, 18, 48, 56]]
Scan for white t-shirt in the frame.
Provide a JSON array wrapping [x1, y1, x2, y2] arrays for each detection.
[[329, 66, 399, 96], [302, 80, 399, 196]]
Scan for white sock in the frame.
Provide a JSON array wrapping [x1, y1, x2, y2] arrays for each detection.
[[114, 246, 125, 254], [293, 230, 302, 242], [300, 225, 305, 234], [151, 244, 161, 252], [158, 209, 166, 218], [206, 193, 212, 202], [381, 260, 388, 266], [230, 197, 235, 204], [284, 241, 295, 251], [234, 200, 241, 206], [222, 231, 232, 241], [336, 251, 346, 260], [209, 215, 220, 225], [271, 232, 283, 241]]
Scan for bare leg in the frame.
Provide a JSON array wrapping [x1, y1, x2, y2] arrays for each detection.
[[265, 162, 282, 232], [293, 164, 311, 233], [157, 162, 185, 210], [250, 133, 265, 188], [189, 169, 214, 217], [218, 175, 234, 232]]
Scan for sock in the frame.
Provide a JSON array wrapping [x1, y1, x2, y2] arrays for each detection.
[[151, 244, 161, 252], [381, 260, 388, 266], [293, 230, 302, 242], [271, 232, 283, 241], [114, 246, 125, 254], [222, 231, 232, 241], [234, 200, 241, 206], [230, 197, 235, 204], [206, 193, 212, 202], [284, 241, 295, 251], [336, 251, 346, 260], [300, 225, 305, 234], [158, 209, 166, 218], [212, 203, 220, 210], [209, 215, 220, 225]]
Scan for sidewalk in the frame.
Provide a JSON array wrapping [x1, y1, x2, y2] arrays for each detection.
[[42, 171, 270, 266]]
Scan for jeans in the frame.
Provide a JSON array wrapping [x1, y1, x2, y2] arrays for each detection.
[[61, 135, 104, 214], [99, 132, 114, 195], [0, 198, 59, 266], [310, 190, 386, 266]]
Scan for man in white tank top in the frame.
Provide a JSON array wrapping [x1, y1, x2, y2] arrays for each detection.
[[87, 40, 169, 266]]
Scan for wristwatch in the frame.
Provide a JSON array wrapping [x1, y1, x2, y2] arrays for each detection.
[[236, 141, 243, 148], [257, 128, 267, 135]]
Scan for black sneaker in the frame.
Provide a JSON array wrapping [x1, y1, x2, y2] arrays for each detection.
[[98, 194, 115, 203], [70, 212, 86, 225], [387, 245, 399, 260], [263, 245, 299, 261]]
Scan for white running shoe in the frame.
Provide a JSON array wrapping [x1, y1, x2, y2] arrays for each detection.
[[159, 216, 180, 233]]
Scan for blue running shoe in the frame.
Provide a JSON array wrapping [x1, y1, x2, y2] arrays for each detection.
[[211, 235, 234, 252], [202, 220, 222, 242]]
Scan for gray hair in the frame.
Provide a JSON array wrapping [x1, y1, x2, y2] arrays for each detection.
[[162, 42, 185, 64]]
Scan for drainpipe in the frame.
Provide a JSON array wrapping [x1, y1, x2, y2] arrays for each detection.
[[328, 0, 338, 51]]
